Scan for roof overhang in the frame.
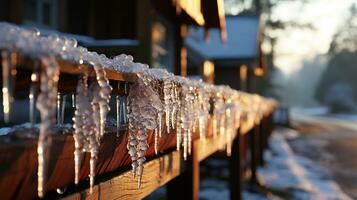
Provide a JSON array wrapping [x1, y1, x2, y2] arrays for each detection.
[[173, 0, 226, 41]]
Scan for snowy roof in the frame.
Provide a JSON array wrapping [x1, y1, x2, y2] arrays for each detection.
[[34, 28, 139, 48], [185, 15, 261, 61]]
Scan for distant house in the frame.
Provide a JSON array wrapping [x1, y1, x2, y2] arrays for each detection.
[[185, 14, 265, 91], [0, 0, 226, 75]]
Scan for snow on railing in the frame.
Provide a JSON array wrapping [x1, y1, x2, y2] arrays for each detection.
[[0, 22, 277, 197]]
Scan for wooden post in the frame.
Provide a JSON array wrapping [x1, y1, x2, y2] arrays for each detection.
[[167, 143, 199, 200], [229, 128, 244, 200], [259, 118, 265, 166], [249, 125, 259, 185]]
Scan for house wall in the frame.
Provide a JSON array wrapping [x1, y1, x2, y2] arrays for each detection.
[[214, 65, 241, 90], [0, 0, 186, 75]]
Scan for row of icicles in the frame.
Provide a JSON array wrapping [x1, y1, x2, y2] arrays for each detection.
[[0, 22, 277, 197]]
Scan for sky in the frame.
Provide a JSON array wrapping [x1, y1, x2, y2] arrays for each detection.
[[269, 0, 357, 75]]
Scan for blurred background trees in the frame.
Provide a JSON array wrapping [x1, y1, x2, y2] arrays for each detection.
[[224, 0, 312, 99], [315, 4, 357, 112], [226, 0, 357, 113]]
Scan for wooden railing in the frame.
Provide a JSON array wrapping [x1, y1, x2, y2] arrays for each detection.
[[0, 44, 276, 200]]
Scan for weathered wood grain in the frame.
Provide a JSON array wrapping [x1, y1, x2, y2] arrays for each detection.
[[62, 150, 181, 200]]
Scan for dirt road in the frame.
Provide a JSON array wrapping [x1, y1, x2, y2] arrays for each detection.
[[290, 113, 357, 199]]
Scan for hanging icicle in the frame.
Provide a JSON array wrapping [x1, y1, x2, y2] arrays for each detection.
[[1, 51, 16, 124], [72, 74, 89, 185], [36, 56, 60, 198], [116, 82, 121, 137], [163, 79, 172, 133], [29, 61, 40, 125], [127, 75, 163, 188]]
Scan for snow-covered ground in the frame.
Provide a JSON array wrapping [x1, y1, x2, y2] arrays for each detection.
[[260, 128, 350, 200], [291, 106, 357, 122], [199, 128, 351, 200]]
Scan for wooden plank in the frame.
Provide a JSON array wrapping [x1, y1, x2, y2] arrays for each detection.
[[0, 129, 180, 200], [63, 150, 181, 200], [240, 118, 255, 135], [195, 115, 259, 163], [195, 134, 226, 162], [57, 60, 137, 82], [7, 53, 137, 83]]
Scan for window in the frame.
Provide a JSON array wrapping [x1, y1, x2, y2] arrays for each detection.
[[151, 16, 175, 73], [24, 0, 58, 29]]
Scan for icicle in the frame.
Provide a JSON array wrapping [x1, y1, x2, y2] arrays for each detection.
[[225, 108, 232, 157], [171, 83, 177, 130], [183, 127, 188, 160], [136, 128, 148, 188], [188, 128, 192, 155], [57, 93, 61, 127], [88, 82, 101, 191], [72, 74, 90, 185], [116, 83, 120, 137], [72, 94, 75, 108], [36, 56, 60, 198], [154, 112, 163, 154], [163, 79, 172, 133], [127, 129, 138, 177], [176, 110, 181, 151], [56, 93, 67, 128], [181, 103, 188, 160], [127, 75, 163, 187], [29, 62, 40, 125], [91, 60, 112, 138], [199, 116, 206, 140], [212, 114, 217, 137], [122, 82, 129, 124], [1, 51, 15, 123], [116, 95, 120, 136], [154, 126, 158, 155], [75, 55, 112, 193], [158, 113, 163, 137], [62, 95, 66, 124]]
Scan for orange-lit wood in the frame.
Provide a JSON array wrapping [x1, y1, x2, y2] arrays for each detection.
[[63, 150, 182, 200]]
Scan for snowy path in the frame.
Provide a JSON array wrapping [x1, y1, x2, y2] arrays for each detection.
[[199, 127, 351, 200], [259, 128, 350, 200], [291, 112, 357, 199]]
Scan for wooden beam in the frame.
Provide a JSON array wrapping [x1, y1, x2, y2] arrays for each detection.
[[195, 134, 226, 162], [241, 118, 255, 135], [10, 54, 137, 82], [62, 150, 181, 200]]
